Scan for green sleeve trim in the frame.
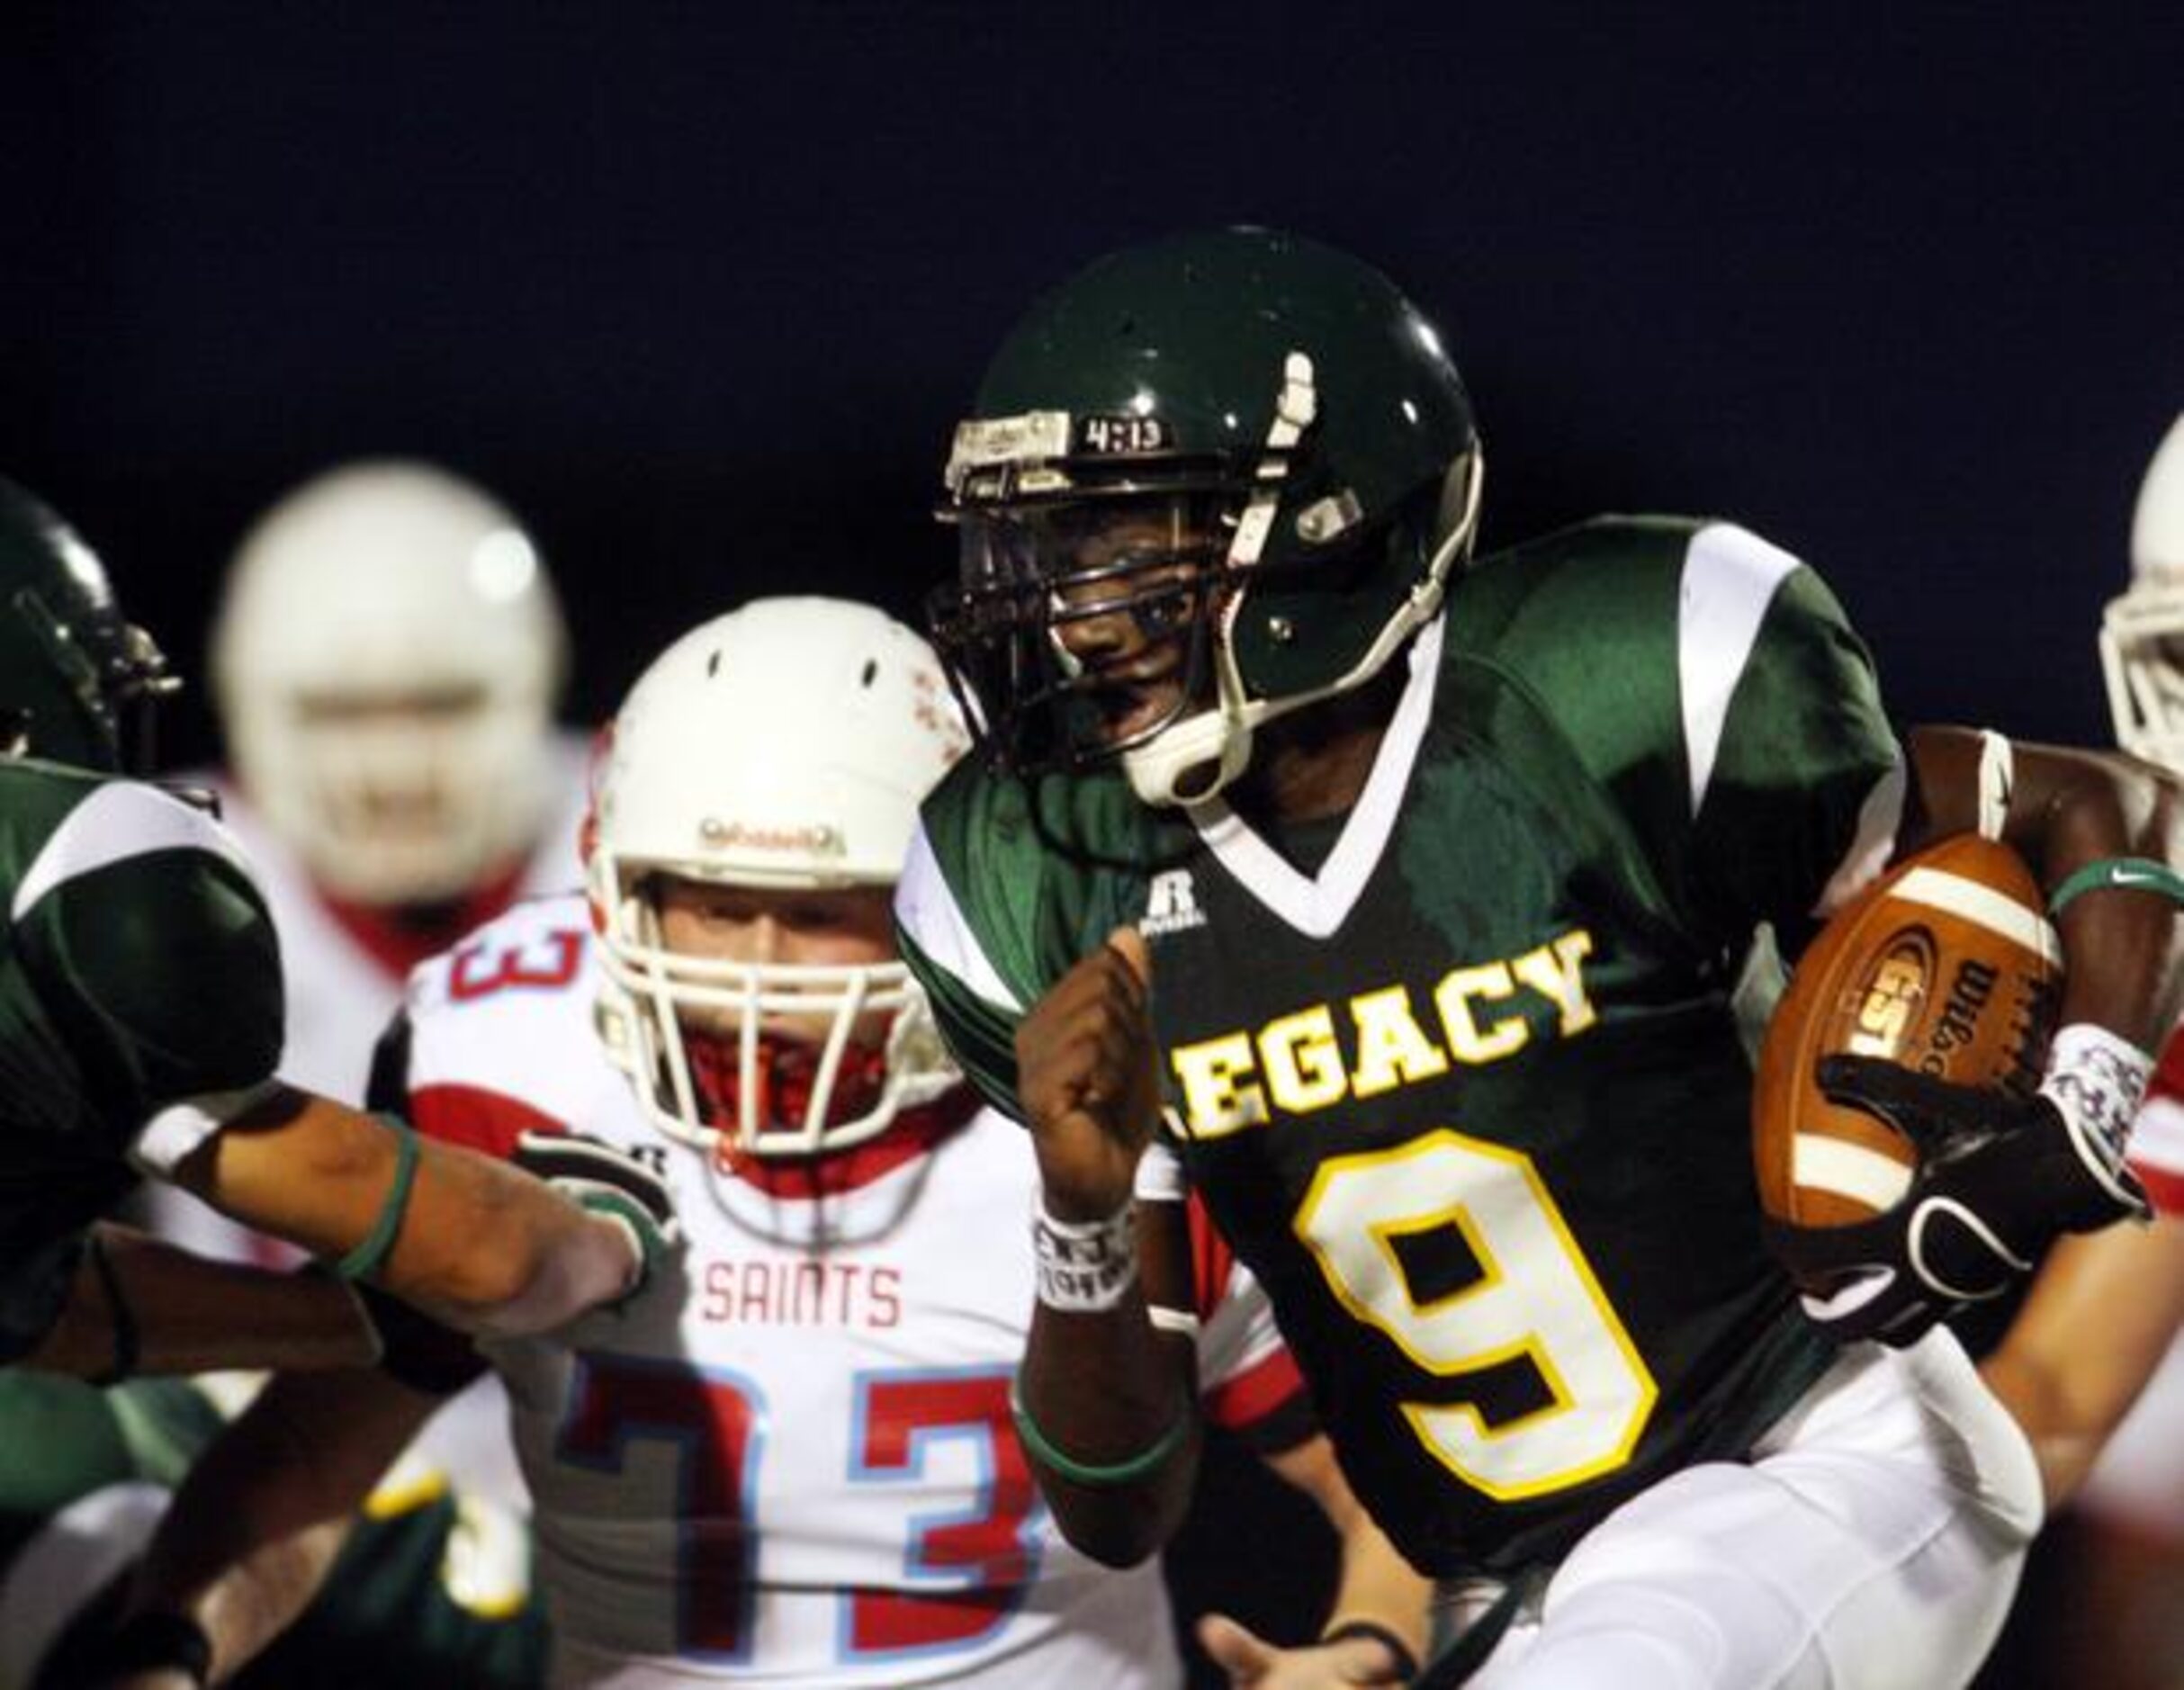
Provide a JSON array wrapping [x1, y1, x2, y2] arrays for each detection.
[[331, 1114, 421, 1282], [2049, 857, 2184, 919], [1009, 1380, 1192, 1488]]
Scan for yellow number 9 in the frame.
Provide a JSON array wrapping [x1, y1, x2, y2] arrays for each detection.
[[1292, 1129, 1658, 1500]]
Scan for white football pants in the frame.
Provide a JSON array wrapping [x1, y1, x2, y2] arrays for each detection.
[[1452, 1328, 2042, 1689]]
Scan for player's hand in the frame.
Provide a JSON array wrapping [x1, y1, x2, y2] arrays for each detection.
[[1776, 1056, 2150, 1345], [1016, 927, 1159, 1221], [1198, 1614, 1413, 1686], [512, 1130, 681, 1294]]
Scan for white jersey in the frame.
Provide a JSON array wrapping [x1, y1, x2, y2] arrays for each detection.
[[208, 733, 595, 1101], [2081, 1020, 2184, 1536], [138, 735, 593, 1514], [393, 894, 1303, 1689]]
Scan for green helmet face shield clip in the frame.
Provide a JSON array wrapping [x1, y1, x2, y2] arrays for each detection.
[[0, 480, 180, 775]]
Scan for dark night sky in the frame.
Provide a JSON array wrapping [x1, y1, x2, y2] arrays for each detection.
[[3, 2, 2178, 767]]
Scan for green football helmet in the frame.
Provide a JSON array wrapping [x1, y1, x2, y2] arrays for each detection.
[[0, 478, 178, 772], [929, 227, 1482, 805]]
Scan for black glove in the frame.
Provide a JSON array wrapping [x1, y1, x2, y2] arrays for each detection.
[[1771, 1056, 2150, 1347], [512, 1130, 681, 1297]]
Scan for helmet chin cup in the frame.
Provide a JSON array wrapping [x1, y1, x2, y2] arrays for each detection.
[[1123, 706, 1254, 807]]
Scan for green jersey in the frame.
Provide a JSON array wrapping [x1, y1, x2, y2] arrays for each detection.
[[897, 517, 1901, 1576], [0, 761, 283, 1361]]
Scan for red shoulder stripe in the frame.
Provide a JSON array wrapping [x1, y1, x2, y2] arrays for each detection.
[[2154, 1021, 2184, 1105], [1185, 1191, 1233, 1323], [1203, 1347, 1308, 1434], [317, 860, 529, 981], [2137, 1166, 2184, 1218]]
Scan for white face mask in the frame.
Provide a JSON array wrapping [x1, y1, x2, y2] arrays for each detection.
[[213, 461, 568, 904], [590, 894, 956, 1161], [583, 598, 969, 1160], [245, 688, 555, 903], [2101, 577, 2184, 774]]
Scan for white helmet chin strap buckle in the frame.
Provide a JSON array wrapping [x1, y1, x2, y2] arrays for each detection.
[[1121, 708, 1254, 807], [1122, 448, 1483, 812]]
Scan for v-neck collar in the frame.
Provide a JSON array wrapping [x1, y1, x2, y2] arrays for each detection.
[[1182, 616, 1444, 938]]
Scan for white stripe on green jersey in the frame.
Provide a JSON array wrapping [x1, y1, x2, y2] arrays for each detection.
[[1676, 523, 1803, 818], [11, 778, 254, 923]]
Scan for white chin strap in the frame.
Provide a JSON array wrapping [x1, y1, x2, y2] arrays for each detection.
[[1122, 709, 1254, 807], [1120, 445, 1484, 809]]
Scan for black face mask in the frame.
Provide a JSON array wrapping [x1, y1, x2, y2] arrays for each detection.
[[929, 492, 1233, 778]]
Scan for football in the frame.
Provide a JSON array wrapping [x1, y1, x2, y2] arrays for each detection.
[[1753, 833, 2062, 1231]]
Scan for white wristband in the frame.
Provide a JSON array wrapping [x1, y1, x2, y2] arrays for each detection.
[[2041, 1023, 2155, 1209], [1032, 1201, 1138, 1312], [1134, 1142, 1187, 1203], [1147, 1304, 1202, 1337]]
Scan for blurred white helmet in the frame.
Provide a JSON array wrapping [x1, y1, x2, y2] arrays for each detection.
[[588, 597, 969, 1160], [2101, 415, 2184, 771], [212, 461, 569, 904]]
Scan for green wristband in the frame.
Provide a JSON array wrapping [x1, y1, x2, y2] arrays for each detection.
[[2048, 857, 2184, 920], [331, 1114, 422, 1282], [1008, 1381, 1191, 1488]]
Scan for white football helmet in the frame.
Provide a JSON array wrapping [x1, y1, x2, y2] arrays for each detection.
[[588, 597, 969, 1160], [211, 461, 569, 905], [2101, 414, 2184, 771]]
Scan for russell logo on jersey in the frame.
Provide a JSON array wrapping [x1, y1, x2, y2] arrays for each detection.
[[1141, 868, 1208, 937]]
